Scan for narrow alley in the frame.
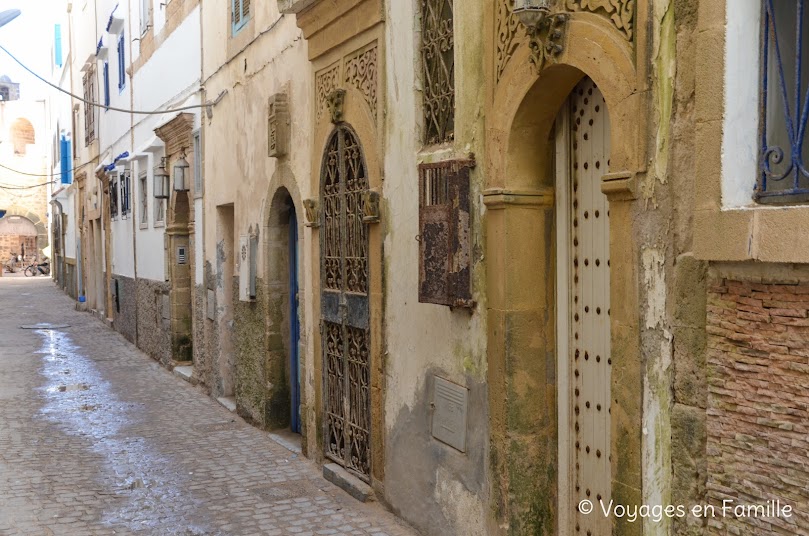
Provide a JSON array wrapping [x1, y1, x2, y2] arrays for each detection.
[[0, 277, 416, 536]]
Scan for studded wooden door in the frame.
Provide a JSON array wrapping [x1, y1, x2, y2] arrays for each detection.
[[320, 125, 371, 482], [564, 78, 612, 536]]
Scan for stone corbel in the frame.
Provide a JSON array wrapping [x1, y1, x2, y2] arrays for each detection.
[[327, 89, 346, 124], [601, 171, 637, 201], [527, 13, 569, 73], [268, 93, 290, 159], [303, 199, 319, 228], [482, 187, 555, 210], [362, 190, 381, 223]]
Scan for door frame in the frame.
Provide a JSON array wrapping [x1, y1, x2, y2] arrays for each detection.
[[555, 100, 574, 535]]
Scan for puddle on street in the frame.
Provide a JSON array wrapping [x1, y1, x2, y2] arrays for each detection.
[[36, 329, 218, 535]]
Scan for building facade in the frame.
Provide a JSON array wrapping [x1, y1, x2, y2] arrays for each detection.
[[0, 90, 50, 269], [46, 0, 809, 535]]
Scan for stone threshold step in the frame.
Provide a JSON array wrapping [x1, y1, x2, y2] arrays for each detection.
[[172, 365, 198, 386], [216, 396, 236, 413], [323, 463, 374, 503]]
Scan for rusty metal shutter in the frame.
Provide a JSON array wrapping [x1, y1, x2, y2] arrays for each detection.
[[418, 159, 474, 307]]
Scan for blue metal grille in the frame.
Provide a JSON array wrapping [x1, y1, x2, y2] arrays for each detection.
[[758, 0, 809, 201]]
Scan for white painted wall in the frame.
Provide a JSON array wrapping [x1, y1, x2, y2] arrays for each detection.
[[133, 153, 166, 281], [722, 0, 760, 208], [64, 189, 76, 259]]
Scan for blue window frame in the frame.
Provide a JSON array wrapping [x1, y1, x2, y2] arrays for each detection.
[[59, 135, 72, 185], [231, 0, 250, 35], [54, 24, 62, 67], [117, 33, 126, 92], [103, 62, 110, 109], [758, 0, 809, 202]]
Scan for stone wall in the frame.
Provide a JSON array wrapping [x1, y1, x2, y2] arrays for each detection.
[[193, 284, 209, 385], [0, 235, 36, 263], [112, 275, 137, 344], [233, 277, 267, 425], [706, 277, 809, 534], [136, 278, 172, 365]]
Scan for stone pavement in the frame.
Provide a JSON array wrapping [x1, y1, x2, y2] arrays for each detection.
[[0, 278, 419, 536]]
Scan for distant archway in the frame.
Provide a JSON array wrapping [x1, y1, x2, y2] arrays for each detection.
[[11, 118, 35, 156]]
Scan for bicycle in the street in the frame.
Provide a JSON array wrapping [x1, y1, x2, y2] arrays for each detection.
[[3, 252, 24, 274], [24, 258, 50, 277]]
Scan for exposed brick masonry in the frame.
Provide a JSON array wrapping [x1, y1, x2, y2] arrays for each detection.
[[706, 279, 809, 535]]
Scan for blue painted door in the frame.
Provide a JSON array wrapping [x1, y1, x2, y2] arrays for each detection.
[[289, 206, 301, 433]]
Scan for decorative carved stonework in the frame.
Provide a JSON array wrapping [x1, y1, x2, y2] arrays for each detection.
[[362, 190, 380, 223], [303, 198, 319, 227], [527, 13, 569, 73], [565, 0, 635, 41], [345, 45, 378, 118], [316, 64, 340, 122], [327, 89, 346, 124], [496, 0, 525, 82], [155, 113, 194, 156], [268, 93, 290, 158]]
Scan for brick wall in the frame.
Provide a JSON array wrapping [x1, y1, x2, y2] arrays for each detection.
[[707, 279, 809, 534], [0, 235, 37, 264]]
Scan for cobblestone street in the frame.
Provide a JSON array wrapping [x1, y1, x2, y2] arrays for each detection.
[[0, 277, 417, 536]]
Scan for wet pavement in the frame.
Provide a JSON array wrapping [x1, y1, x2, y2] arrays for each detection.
[[0, 278, 418, 536]]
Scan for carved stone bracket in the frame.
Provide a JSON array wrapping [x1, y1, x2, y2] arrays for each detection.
[[268, 93, 290, 158], [303, 198, 320, 228], [327, 89, 346, 124], [362, 190, 380, 223], [527, 13, 569, 73], [601, 171, 637, 201]]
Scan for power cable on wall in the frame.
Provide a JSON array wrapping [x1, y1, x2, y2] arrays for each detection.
[[0, 44, 227, 115]]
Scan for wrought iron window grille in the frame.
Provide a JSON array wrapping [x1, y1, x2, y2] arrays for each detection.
[[757, 0, 809, 203], [421, 0, 455, 145]]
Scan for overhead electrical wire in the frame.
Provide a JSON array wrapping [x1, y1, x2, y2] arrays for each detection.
[[0, 43, 227, 114], [0, 180, 56, 190]]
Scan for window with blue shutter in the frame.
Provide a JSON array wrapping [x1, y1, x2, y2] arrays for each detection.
[[117, 33, 125, 91], [54, 24, 62, 67], [232, 0, 250, 35], [59, 135, 72, 184], [103, 62, 110, 108]]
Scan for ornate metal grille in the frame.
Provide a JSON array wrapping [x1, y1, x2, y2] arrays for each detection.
[[758, 0, 809, 202], [320, 125, 371, 481], [421, 0, 455, 145]]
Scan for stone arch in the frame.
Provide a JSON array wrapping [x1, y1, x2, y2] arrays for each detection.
[[10, 117, 35, 156], [260, 166, 307, 436], [485, 14, 644, 536]]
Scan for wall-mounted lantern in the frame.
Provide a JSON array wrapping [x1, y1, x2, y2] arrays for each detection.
[[173, 149, 190, 192], [153, 157, 170, 199]]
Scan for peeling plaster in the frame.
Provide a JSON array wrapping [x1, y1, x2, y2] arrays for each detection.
[[641, 247, 673, 536]]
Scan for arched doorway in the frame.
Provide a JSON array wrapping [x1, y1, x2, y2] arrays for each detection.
[[320, 124, 371, 482], [0, 215, 38, 264], [555, 77, 612, 536], [265, 187, 302, 433]]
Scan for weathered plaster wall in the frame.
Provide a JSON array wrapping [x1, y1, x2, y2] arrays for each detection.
[[381, 1, 488, 535], [201, 1, 312, 436]]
